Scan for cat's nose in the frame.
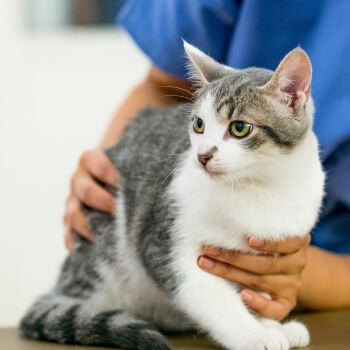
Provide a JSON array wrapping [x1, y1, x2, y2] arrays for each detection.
[[197, 153, 212, 166], [197, 146, 217, 166]]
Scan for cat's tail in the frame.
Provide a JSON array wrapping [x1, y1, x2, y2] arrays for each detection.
[[19, 294, 170, 350]]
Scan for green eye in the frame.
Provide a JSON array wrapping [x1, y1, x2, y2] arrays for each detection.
[[229, 121, 253, 138], [193, 117, 205, 134]]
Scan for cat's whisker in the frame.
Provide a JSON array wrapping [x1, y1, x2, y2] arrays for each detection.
[[219, 160, 253, 192], [157, 155, 181, 163], [248, 173, 258, 201], [166, 152, 183, 157], [156, 152, 183, 162], [160, 94, 195, 103], [157, 85, 194, 96], [232, 171, 245, 193], [226, 166, 246, 193], [161, 163, 182, 185]]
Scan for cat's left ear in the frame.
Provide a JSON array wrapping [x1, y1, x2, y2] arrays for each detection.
[[261, 48, 312, 112], [183, 40, 234, 85]]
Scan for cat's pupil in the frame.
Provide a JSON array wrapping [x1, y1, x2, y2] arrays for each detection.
[[197, 118, 203, 128], [235, 121, 244, 132]]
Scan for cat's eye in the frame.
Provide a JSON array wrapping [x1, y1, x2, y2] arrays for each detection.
[[229, 121, 253, 138], [193, 117, 205, 134]]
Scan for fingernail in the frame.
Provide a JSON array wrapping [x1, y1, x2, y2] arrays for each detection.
[[249, 237, 264, 248], [241, 290, 254, 302], [198, 256, 215, 269], [203, 245, 220, 256]]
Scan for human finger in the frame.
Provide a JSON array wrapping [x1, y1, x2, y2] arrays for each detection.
[[64, 196, 95, 242], [248, 234, 311, 254], [202, 246, 305, 275], [73, 175, 115, 213], [80, 149, 119, 188], [197, 256, 297, 295], [64, 229, 75, 252], [241, 289, 294, 320]]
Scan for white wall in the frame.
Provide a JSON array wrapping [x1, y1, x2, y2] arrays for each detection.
[[0, 2, 148, 326]]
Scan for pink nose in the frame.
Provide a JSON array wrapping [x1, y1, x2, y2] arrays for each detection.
[[197, 146, 217, 166], [197, 153, 212, 166]]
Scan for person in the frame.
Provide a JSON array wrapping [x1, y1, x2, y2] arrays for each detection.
[[63, 0, 350, 321]]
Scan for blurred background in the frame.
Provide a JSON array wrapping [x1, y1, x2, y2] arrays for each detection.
[[0, 0, 148, 326]]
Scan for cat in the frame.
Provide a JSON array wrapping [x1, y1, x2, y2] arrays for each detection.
[[20, 42, 325, 350]]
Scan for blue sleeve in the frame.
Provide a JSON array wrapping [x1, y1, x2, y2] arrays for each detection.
[[118, 0, 237, 79], [312, 137, 350, 253], [324, 137, 350, 208]]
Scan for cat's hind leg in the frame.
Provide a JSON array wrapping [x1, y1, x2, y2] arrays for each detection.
[[20, 293, 170, 350], [20, 228, 169, 349]]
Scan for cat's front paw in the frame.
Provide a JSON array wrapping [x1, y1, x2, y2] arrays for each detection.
[[262, 328, 290, 350], [238, 329, 289, 350], [282, 321, 310, 348]]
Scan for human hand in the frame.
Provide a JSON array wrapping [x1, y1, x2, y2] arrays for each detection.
[[64, 149, 119, 251], [197, 234, 311, 320]]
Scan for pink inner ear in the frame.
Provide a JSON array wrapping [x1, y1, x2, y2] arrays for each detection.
[[279, 54, 311, 96], [263, 49, 312, 112]]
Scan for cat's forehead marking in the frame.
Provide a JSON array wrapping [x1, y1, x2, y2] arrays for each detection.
[[212, 69, 273, 121]]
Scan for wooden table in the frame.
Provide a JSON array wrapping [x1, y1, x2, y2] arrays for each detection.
[[1, 310, 349, 349]]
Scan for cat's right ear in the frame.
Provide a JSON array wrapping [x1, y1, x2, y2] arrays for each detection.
[[183, 41, 233, 85], [260, 48, 312, 112]]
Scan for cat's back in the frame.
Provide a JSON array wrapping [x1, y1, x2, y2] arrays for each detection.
[[107, 104, 191, 185]]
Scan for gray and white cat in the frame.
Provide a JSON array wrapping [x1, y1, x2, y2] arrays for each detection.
[[20, 42, 325, 350]]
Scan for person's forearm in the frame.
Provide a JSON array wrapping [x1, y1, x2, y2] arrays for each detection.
[[298, 245, 350, 309], [100, 82, 178, 148], [100, 67, 192, 148]]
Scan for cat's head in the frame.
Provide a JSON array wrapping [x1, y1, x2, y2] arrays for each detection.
[[184, 41, 314, 182]]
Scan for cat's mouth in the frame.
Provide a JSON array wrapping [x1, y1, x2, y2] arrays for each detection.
[[194, 156, 224, 177], [200, 164, 224, 177]]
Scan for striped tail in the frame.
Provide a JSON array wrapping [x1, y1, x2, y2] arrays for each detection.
[[20, 295, 170, 350]]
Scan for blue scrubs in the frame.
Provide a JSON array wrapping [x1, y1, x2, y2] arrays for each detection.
[[118, 0, 350, 253]]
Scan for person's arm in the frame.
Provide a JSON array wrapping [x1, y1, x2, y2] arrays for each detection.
[[298, 246, 350, 309], [100, 66, 193, 148], [64, 66, 192, 250], [198, 237, 350, 320]]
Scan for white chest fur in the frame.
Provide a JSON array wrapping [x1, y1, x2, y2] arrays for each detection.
[[171, 132, 324, 254]]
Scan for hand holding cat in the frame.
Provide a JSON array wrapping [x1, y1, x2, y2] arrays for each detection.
[[64, 149, 119, 251], [198, 234, 311, 321]]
